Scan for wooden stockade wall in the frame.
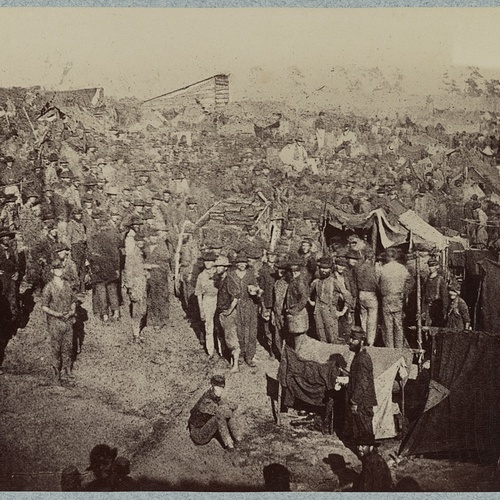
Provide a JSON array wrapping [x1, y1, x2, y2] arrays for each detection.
[[143, 74, 230, 112]]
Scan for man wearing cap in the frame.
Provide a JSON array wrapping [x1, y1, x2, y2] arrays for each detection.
[[150, 192, 167, 232], [276, 225, 296, 256], [81, 195, 96, 233], [87, 211, 121, 322], [66, 207, 88, 293], [314, 111, 327, 151], [0, 156, 21, 199], [20, 199, 45, 287], [353, 441, 393, 492], [93, 179, 108, 208], [299, 237, 318, 285], [23, 162, 45, 200], [343, 326, 377, 448], [188, 374, 242, 451], [122, 225, 146, 339], [41, 258, 76, 383], [235, 226, 268, 259], [284, 256, 310, 349], [144, 228, 171, 328], [0, 194, 20, 231], [35, 217, 60, 287], [309, 257, 344, 344], [463, 194, 478, 241], [333, 256, 355, 340], [215, 255, 241, 371], [446, 283, 471, 331], [195, 251, 220, 358], [0, 230, 20, 321], [226, 254, 261, 367], [159, 189, 180, 240], [134, 169, 154, 202], [44, 153, 60, 188], [54, 170, 79, 222], [422, 258, 448, 327], [258, 252, 279, 358], [473, 201, 488, 249], [335, 124, 358, 157], [52, 241, 78, 290], [378, 248, 412, 348], [272, 259, 289, 357], [104, 186, 120, 213], [178, 222, 200, 313], [355, 250, 379, 346]]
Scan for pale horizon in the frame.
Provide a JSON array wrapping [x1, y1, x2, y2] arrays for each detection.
[[1, 8, 500, 100]]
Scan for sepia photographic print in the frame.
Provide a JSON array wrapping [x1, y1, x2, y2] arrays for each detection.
[[0, 6, 499, 493]]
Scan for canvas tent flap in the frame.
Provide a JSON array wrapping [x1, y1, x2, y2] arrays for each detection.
[[291, 336, 413, 439], [325, 204, 449, 250], [477, 259, 500, 334], [400, 329, 500, 459], [423, 379, 450, 412], [325, 204, 408, 249], [398, 209, 449, 251]]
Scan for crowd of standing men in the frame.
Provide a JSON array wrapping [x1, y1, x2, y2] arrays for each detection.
[[181, 225, 470, 375], [0, 151, 183, 382], [0, 143, 473, 383]]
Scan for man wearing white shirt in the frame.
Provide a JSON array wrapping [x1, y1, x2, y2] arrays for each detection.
[[378, 248, 412, 348]]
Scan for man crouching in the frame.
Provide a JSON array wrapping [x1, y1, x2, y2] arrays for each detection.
[[188, 374, 242, 451]]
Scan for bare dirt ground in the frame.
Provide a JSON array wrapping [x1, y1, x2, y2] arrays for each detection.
[[0, 289, 498, 491]]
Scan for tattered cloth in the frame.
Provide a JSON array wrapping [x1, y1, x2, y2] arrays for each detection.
[[477, 259, 500, 334], [278, 336, 413, 439], [400, 328, 500, 460], [278, 344, 345, 407]]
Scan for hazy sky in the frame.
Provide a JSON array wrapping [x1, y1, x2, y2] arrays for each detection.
[[0, 8, 499, 99]]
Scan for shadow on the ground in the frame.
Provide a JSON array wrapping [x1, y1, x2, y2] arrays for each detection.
[[135, 477, 264, 491]]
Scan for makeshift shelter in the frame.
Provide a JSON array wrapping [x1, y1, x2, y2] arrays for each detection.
[[277, 336, 414, 440], [400, 329, 500, 461], [476, 258, 500, 334], [143, 74, 230, 113], [323, 204, 449, 252]]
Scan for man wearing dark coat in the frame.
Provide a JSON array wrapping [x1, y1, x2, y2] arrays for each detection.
[[422, 258, 448, 327], [87, 211, 121, 322], [344, 326, 377, 447], [353, 442, 393, 492]]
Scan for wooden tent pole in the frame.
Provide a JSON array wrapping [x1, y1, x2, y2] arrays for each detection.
[[416, 249, 423, 373], [473, 275, 483, 330], [371, 217, 378, 254]]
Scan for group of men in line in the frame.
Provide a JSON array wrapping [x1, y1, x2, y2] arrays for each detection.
[[180, 224, 471, 374]]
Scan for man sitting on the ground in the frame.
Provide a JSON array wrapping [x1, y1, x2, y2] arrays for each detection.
[[353, 440, 393, 492], [188, 374, 242, 452]]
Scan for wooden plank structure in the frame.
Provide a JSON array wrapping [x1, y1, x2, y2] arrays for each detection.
[[143, 74, 230, 112]]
